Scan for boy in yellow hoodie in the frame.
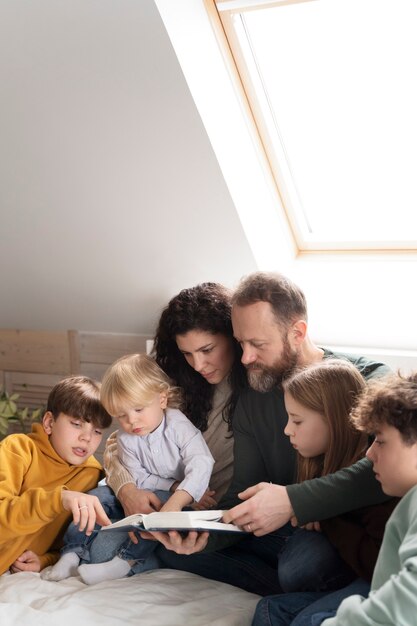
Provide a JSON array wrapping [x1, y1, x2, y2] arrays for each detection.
[[0, 376, 112, 575]]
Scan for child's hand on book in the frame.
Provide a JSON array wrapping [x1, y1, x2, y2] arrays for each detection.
[[160, 489, 193, 513], [61, 490, 111, 535]]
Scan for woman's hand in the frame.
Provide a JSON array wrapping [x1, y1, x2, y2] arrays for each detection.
[[61, 490, 111, 535], [118, 486, 163, 544], [10, 551, 41, 573], [146, 530, 209, 554], [118, 484, 162, 516]]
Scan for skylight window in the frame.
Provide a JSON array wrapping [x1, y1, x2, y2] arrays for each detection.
[[217, 0, 417, 251]]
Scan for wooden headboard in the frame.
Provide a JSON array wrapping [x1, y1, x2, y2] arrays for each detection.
[[0, 328, 153, 462]]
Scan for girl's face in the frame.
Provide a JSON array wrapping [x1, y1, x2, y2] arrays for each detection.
[[175, 330, 235, 385], [114, 392, 167, 436], [284, 391, 330, 458]]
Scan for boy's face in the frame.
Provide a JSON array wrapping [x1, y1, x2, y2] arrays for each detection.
[[43, 412, 103, 465], [115, 392, 167, 437], [366, 423, 417, 497]]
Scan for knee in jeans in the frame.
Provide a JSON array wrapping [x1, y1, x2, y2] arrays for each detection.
[[252, 598, 271, 626], [278, 530, 346, 592], [278, 562, 309, 593]]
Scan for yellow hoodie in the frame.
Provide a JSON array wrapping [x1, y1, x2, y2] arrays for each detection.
[[0, 423, 102, 574]]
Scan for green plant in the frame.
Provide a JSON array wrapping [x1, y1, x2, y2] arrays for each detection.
[[0, 388, 42, 437]]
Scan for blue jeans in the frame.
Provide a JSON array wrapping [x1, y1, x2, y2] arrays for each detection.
[[251, 578, 371, 626], [62, 485, 123, 560], [157, 527, 355, 597], [62, 485, 168, 574], [277, 529, 355, 593]]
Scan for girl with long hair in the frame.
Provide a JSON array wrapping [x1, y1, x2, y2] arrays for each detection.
[[252, 359, 397, 626]]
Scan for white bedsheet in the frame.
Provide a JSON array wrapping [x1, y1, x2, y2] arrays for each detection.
[[0, 569, 260, 626]]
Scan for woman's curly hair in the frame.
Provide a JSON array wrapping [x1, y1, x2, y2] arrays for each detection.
[[153, 283, 247, 431]]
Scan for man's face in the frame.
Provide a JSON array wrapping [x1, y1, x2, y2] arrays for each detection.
[[366, 423, 417, 497], [231, 301, 299, 392]]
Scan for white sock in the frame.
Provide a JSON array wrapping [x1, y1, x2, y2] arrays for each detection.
[[41, 552, 80, 581], [78, 556, 132, 585]]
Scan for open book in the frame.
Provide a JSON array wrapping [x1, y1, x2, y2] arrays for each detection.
[[101, 509, 245, 533]]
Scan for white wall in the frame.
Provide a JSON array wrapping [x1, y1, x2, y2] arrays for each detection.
[[0, 0, 257, 334]]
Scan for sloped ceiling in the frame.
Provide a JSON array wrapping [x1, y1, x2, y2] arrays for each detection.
[[0, 0, 256, 334]]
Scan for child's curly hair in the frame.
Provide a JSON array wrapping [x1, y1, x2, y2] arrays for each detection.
[[350, 371, 417, 444]]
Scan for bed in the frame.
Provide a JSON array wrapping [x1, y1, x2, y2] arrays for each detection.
[[0, 568, 260, 625], [0, 329, 260, 623]]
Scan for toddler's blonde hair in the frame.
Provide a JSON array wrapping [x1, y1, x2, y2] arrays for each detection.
[[100, 353, 182, 416]]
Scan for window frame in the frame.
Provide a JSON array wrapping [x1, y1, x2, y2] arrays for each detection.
[[216, 0, 417, 252]]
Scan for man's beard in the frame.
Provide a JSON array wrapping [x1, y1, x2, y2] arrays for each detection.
[[246, 338, 299, 393]]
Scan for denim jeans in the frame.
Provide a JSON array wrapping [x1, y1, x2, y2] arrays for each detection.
[[157, 527, 356, 597], [277, 529, 356, 593], [251, 578, 371, 626], [61, 485, 123, 560], [62, 485, 167, 574]]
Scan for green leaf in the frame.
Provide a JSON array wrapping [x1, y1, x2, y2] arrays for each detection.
[[0, 416, 9, 435], [32, 409, 42, 421], [20, 407, 28, 420]]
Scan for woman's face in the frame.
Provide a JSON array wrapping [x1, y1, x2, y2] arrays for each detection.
[[175, 330, 235, 385]]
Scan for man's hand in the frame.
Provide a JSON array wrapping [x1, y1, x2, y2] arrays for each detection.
[[147, 530, 209, 554], [222, 483, 293, 536], [61, 490, 111, 535], [117, 483, 162, 516], [10, 551, 41, 573]]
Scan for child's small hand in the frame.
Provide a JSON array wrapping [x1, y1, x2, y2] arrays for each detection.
[[193, 489, 217, 510], [160, 489, 193, 513], [10, 550, 41, 573], [159, 500, 179, 513], [61, 490, 111, 535]]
